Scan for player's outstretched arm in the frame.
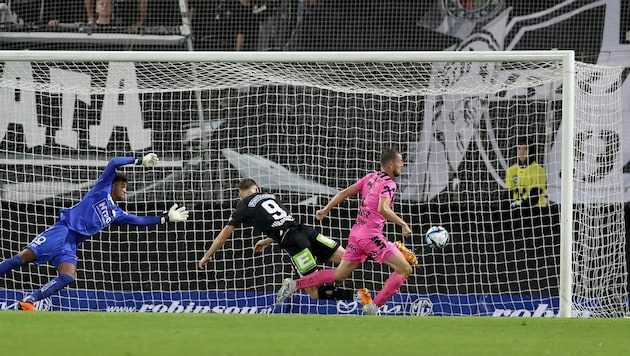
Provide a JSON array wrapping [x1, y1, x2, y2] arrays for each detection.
[[316, 185, 360, 220], [115, 203, 188, 226], [99, 153, 158, 191], [93, 156, 139, 191], [199, 225, 235, 268]]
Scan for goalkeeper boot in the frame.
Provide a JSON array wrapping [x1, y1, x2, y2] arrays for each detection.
[[275, 278, 297, 306], [17, 300, 36, 311], [394, 241, 418, 265]]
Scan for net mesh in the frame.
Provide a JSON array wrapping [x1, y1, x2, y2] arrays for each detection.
[[0, 54, 627, 317]]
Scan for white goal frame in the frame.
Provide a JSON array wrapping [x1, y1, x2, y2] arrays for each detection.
[[0, 49, 577, 317]]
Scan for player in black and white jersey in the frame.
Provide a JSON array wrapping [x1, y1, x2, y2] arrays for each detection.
[[198, 178, 355, 302]]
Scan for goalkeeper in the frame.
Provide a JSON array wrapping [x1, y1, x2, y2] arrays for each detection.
[[198, 178, 357, 302], [505, 138, 547, 209], [0, 154, 189, 311]]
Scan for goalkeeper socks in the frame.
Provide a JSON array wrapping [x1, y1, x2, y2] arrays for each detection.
[[317, 285, 354, 300], [0, 255, 24, 276], [28, 274, 75, 302], [373, 272, 406, 307], [296, 269, 335, 290]]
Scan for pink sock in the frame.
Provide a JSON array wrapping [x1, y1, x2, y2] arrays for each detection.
[[296, 269, 336, 290], [374, 272, 406, 307]]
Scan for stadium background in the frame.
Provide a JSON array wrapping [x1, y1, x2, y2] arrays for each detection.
[[0, 0, 629, 312]]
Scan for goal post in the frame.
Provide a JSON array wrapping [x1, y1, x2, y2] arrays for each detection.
[[559, 51, 575, 319], [0, 50, 626, 317]]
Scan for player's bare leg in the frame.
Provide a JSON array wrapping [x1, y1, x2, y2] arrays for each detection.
[[276, 259, 360, 305], [332, 259, 359, 282], [326, 247, 345, 265], [303, 247, 355, 301], [17, 248, 37, 264]]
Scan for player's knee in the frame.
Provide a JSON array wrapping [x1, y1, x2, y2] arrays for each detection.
[[17, 248, 36, 264], [334, 269, 351, 281], [328, 250, 344, 265], [57, 262, 77, 278], [398, 264, 412, 279]]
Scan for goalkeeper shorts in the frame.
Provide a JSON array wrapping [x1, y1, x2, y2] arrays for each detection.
[[25, 223, 80, 267]]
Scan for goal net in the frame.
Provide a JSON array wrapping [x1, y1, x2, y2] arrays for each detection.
[[0, 51, 626, 317]]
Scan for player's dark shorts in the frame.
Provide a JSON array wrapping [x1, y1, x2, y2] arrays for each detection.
[[278, 224, 340, 276]]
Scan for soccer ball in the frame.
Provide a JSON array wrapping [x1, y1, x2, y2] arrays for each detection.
[[425, 226, 450, 249]]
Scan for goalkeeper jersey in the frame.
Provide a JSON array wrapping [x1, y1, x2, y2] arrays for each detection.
[[505, 161, 547, 207], [57, 157, 161, 239], [228, 192, 299, 242]]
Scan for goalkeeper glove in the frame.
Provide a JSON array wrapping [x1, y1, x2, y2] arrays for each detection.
[[510, 199, 523, 209], [161, 204, 189, 223], [136, 153, 159, 168]]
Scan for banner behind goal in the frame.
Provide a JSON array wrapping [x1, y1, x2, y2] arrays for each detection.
[[0, 51, 626, 317]]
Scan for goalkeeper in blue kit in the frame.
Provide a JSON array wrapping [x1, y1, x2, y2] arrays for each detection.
[[0, 153, 189, 311]]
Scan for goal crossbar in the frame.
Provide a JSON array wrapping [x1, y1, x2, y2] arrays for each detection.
[[0, 50, 575, 64]]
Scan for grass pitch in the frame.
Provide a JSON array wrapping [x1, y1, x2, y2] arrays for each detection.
[[1, 312, 629, 355]]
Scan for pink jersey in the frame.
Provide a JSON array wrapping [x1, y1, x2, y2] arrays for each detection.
[[352, 171, 397, 234]]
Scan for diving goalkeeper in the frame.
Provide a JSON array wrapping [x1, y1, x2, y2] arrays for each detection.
[[0, 154, 189, 311]]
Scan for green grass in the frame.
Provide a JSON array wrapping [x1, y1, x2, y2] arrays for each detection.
[[1, 312, 629, 355]]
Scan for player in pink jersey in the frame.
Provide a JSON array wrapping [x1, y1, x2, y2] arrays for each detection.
[[276, 148, 413, 314]]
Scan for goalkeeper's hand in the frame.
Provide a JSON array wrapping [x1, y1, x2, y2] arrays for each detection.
[[138, 153, 159, 168], [510, 199, 523, 209], [161, 203, 189, 223]]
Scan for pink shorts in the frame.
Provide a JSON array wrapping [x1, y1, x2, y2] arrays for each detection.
[[342, 230, 398, 264]]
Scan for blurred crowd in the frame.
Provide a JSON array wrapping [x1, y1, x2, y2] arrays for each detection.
[[0, 0, 371, 51], [2, 1, 629, 53]]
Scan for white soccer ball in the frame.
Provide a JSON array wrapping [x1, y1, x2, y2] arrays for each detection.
[[425, 226, 450, 249]]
